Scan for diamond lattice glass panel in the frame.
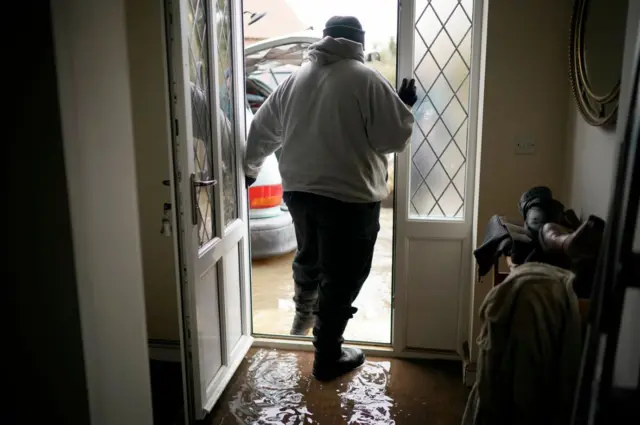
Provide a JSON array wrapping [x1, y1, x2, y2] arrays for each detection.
[[440, 141, 465, 178], [453, 163, 466, 200], [413, 136, 437, 183], [431, 0, 457, 22], [416, 6, 441, 49], [446, 5, 472, 46], [442, 97, 466, 136], [410, 0, 474, 220], [461, 0, 473, 17], [457, 75, 470, 107], [430, 31, 456, 69], [412, 183, 437, 216], [443, 52, 468, 91], [426, 119, 451, 156], [439, 184, 464, 216], [188, 0, 216, 245], [428, 74, 454, 114], [414, 94, 439, 134], [425, 163, 449, 200], [216, 0, 238, 227], [459, 31, 472, 66]]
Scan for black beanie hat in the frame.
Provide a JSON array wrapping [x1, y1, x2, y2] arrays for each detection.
[[323, 16, 365, 46]]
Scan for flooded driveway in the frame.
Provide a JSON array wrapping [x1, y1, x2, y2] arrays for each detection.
[[251, 207, 394, 344]]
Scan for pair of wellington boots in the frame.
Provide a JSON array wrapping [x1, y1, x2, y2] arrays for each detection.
[[290, 309, 365, 382]]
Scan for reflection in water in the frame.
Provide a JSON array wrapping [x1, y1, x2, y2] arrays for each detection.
[[229, 350, 316, 424], [340, 362, 395, 425], [228, 351, 395, 424]]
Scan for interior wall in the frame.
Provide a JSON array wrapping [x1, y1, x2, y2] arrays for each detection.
[[126, 0, 180, 342], [11, 2, 90, 422], [565, 0, 639, 220], [51, 0, 154, 422], [470, 0, 573, 353]]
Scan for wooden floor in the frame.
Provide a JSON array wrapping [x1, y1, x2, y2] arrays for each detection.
[[151, 348, 469, 425]]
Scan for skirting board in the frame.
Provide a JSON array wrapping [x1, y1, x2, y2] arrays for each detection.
[[148, 339, 181, 362]]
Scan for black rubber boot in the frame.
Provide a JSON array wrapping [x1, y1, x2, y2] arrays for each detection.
[[313, 347, 365, 381], [312, 308, 365, 381]]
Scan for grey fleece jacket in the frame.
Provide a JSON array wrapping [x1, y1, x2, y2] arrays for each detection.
[[463, 263, 582, 425], [244, 36, 414, 203]]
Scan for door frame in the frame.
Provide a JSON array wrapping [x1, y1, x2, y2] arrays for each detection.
[[253, 0, 485, 359]]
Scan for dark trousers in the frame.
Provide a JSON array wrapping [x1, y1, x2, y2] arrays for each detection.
[[283, 191, 380, 350]]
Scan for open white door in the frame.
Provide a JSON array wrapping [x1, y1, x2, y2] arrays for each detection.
[[393, 0, 483, 353], [165, 0, 252, 420]]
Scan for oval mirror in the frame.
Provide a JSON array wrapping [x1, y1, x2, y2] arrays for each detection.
[[570, 0, 628, 127]]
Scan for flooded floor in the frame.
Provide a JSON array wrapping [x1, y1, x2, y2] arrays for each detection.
[[204, 348, 468, 425], [251, 207, 394, 344]]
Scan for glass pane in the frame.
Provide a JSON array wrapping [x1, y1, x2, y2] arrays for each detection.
[[431, 0, 457, 22], [410, 0, 474, 220], [440, 140, 465, 179], [442, 97, 466, 136], [430, 30, 456, 69], [446, 6, 472, 46], [188, 0, 216, 245], [216, 0, 238, 226], [425, 163, 449, 200]]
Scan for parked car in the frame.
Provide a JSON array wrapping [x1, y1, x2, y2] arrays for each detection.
[[243, 31, 321, 259]]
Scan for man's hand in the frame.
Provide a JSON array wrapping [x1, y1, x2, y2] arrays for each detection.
[[398, 78, 417, 107], [245, 176, 257, 189]]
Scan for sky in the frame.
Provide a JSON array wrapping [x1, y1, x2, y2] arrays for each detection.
[[285, 0, 398, 47]]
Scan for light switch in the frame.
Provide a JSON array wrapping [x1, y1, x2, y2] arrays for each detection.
[[515, 137, 536, 155]]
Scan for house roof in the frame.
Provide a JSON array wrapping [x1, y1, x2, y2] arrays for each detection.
[[243, 0, 308, 40]]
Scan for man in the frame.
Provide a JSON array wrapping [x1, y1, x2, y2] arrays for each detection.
[[244, 16, 417, 381]]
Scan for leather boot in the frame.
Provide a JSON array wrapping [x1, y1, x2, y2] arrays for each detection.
[[539, 215, 605, 260], [312, 307, 365, 381], [290, 283, 318, 336]]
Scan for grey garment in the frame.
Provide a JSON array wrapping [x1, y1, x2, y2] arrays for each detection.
[[244, 36, 414, 203], [462, 263, 582, 425]]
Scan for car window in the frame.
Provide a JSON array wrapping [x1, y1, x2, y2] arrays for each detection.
[[247, 77, 274, 96], [246, 79, 260, 96]]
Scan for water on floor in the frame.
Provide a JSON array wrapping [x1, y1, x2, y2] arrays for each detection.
[[207, 348, 469, 425], [251, 207, 394, 343]]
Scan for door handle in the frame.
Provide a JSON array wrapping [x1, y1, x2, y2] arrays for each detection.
[[190, 173, 217, 225], [193, 179, 217, 187]]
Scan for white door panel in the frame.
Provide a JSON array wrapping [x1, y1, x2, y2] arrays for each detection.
[[165, 0, 252, 420], [394, 0, 482, 353], [222, 243, 243, 356], [196, 264, 224, 400], [405, 239, 462, 349]]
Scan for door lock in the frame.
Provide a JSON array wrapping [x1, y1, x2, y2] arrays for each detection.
[[190, 173, 217, 225], [160, 203, 172, 236]]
